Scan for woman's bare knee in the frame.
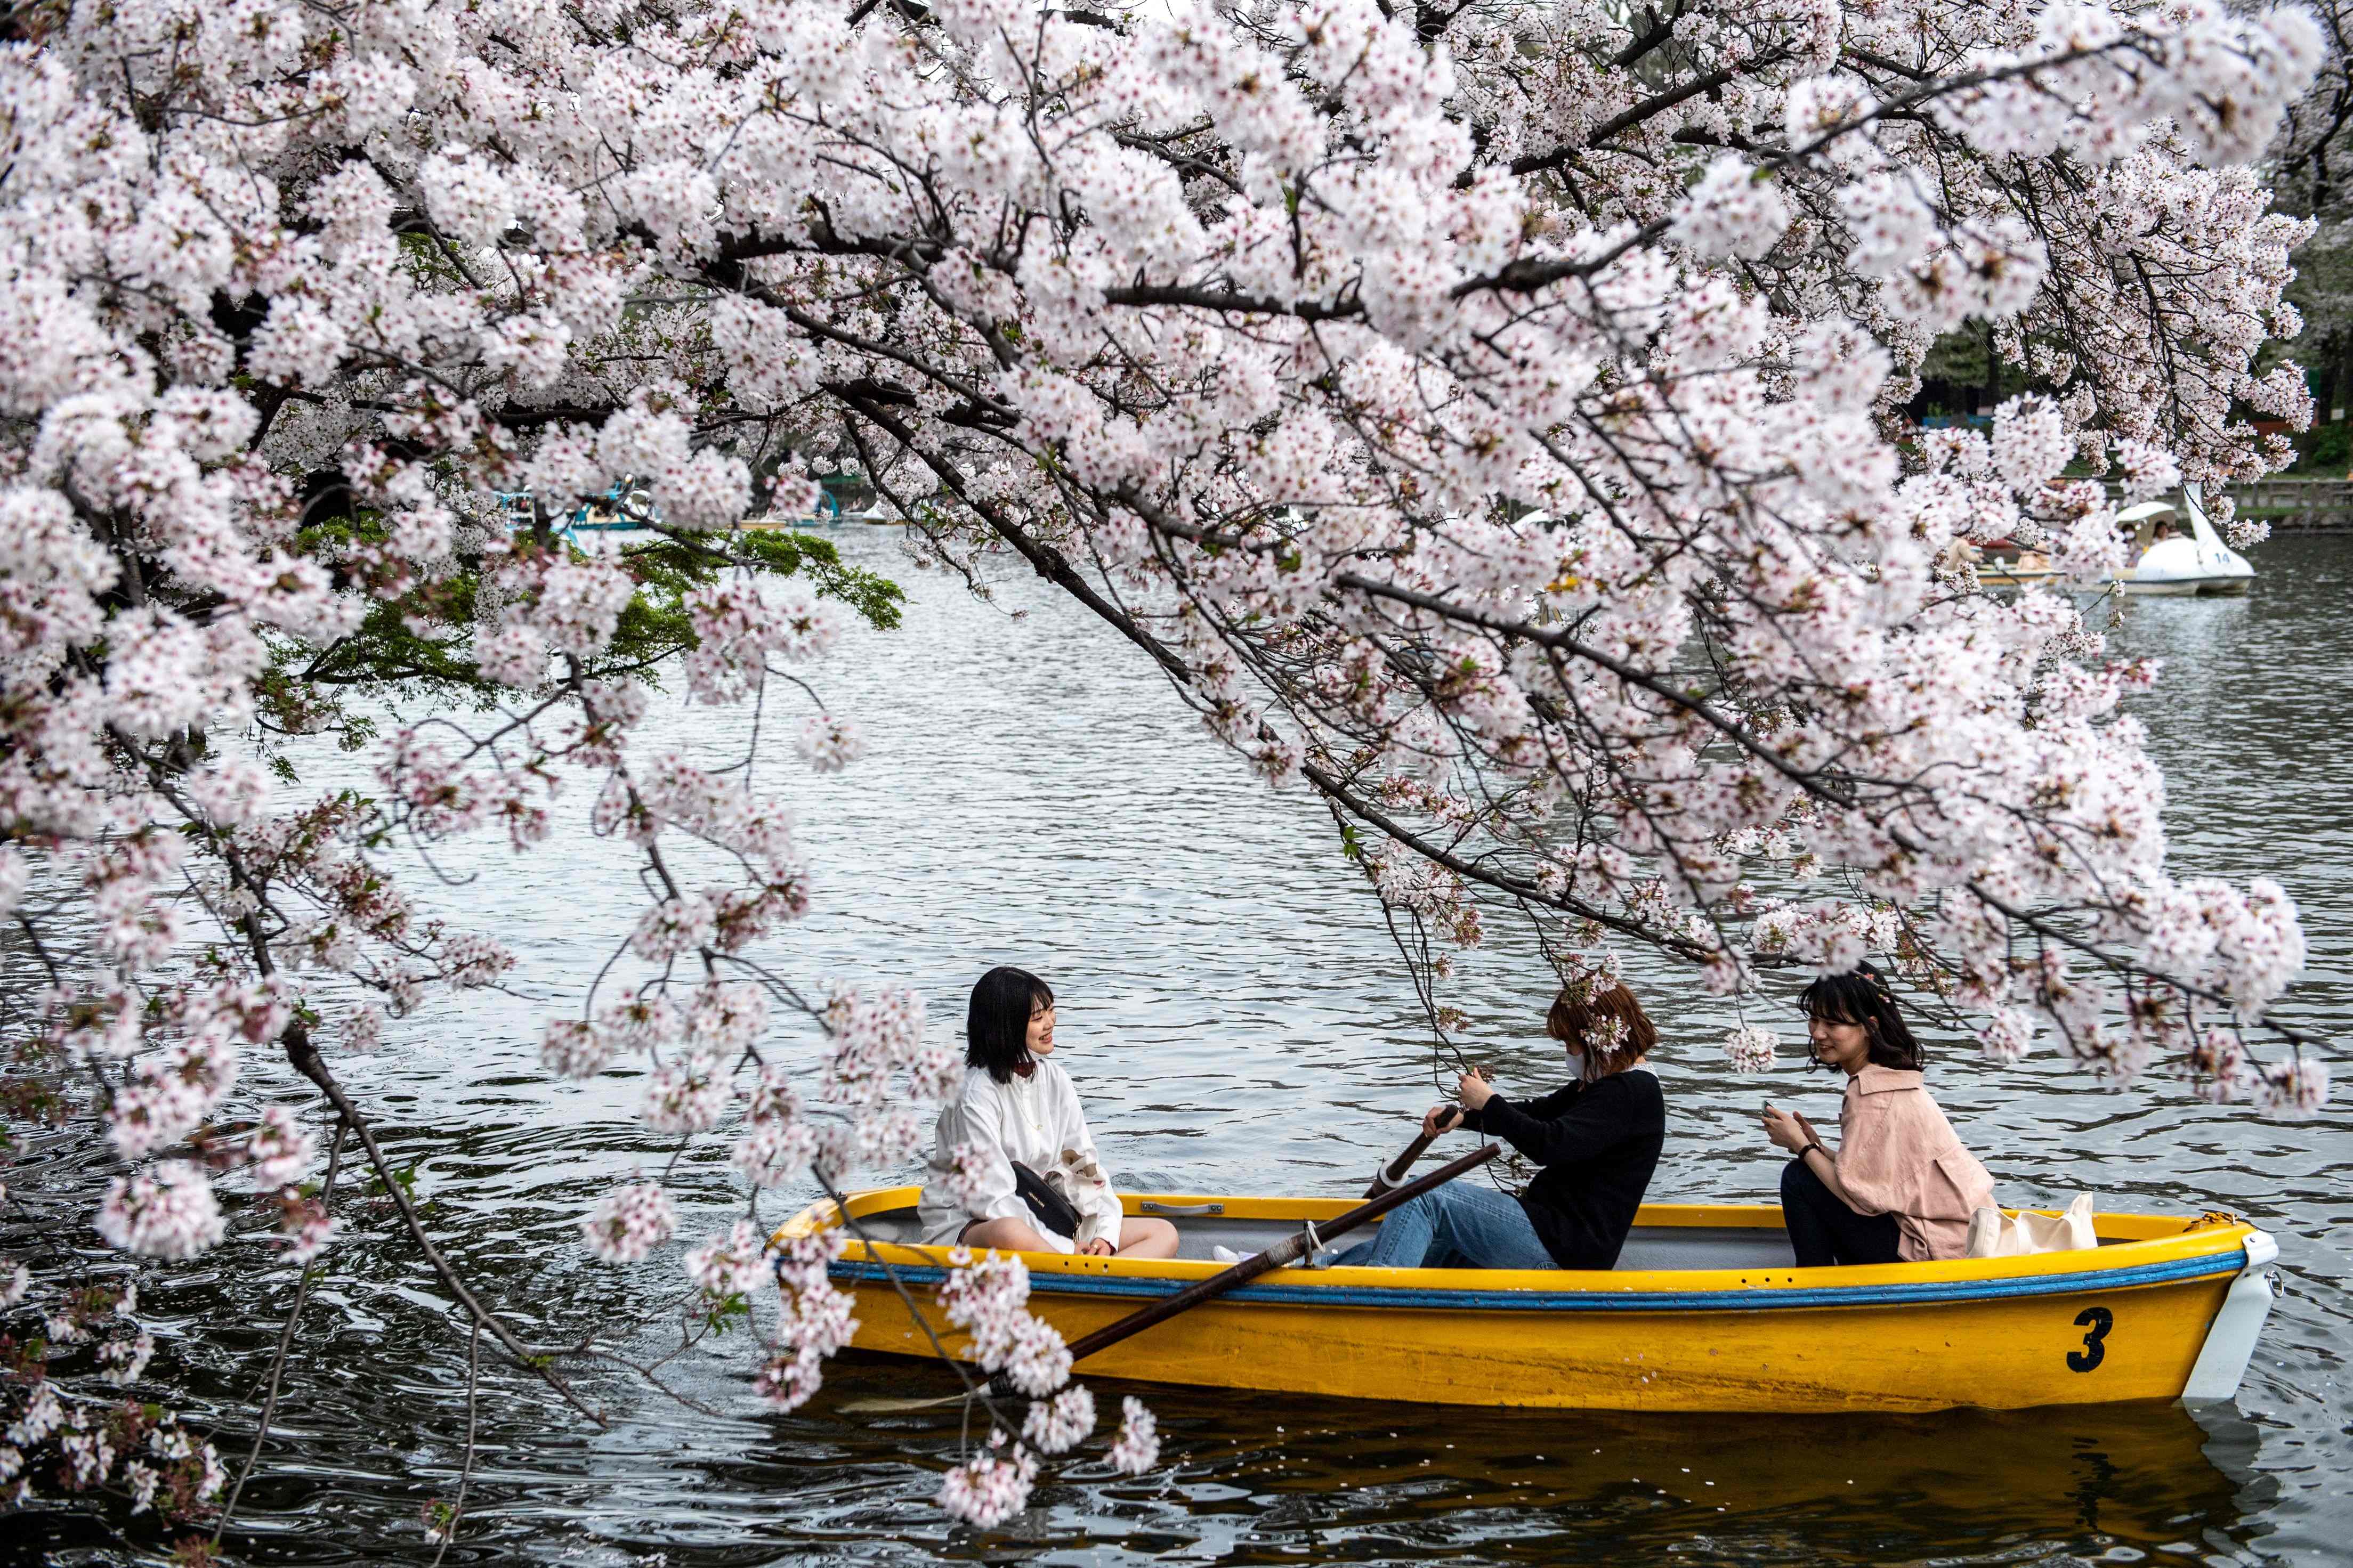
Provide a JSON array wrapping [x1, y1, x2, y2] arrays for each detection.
[[1117, 1217, 1180, 1258], [960, 1217, 1050, 1254]]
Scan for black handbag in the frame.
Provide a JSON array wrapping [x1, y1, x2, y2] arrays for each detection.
[[1010, 1160, 1081, 1239]]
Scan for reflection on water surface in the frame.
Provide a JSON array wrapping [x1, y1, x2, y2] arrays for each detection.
[[6, 533, 2348, 1565], [823, 1378, 2268, 1566]]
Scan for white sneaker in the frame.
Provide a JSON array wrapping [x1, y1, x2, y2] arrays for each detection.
[[1210, 1245, 1248, 1265]]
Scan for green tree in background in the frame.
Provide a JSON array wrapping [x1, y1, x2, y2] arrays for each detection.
[[2273, 0, 2353, 466]]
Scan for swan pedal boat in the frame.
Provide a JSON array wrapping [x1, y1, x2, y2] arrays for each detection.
[[779, 1187, 2278, 1412]]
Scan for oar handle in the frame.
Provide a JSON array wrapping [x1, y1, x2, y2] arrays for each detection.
[[1362, 1107, 1465, 1198], [1040, 1141, 1501, 1378], [1363, 1133, 1434, 1198]]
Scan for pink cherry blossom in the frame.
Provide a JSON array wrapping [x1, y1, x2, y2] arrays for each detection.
[[1022, 1385, 1097, 1455], [688, 983, 769, 1054], [1672, 158, 1791, 261], [794, 711, 867, 774], [541, 1019, 616, 1080], [937, 1440, 1038, 1528], [632, 895, 717, 961], [245, 1105, 317, 1189], [95, 1330, 155, 1387], [683, 1221, 771, 1301], [752, 1346, 828, 1412], [96, 1163, 225, 1260], [2260, 1056, 2330, 1119], [1107, 1396, 1160, 1475], [640, 1052, 730, 1135], [580, 1183, 677, 1263], [63, 1427, 115, 1487], [597, 990, 685, 1052], [939, 1249, 1072, 1398], [733, 1119, 820, 1190], [1723, 1027, 1778, 1075], [821, 986, 927, 1106], [275, 1194, 338, 1265]]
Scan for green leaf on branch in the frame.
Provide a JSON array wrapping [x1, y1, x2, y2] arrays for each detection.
[[731, 529, 905, 630], [700, 1292, 753, 1334], [362, 1164, 420, 1202]]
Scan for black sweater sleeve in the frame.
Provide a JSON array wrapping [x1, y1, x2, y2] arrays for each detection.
[[1462, 1081, 1581, 1132], [1467, 1077, 1640, 1168]]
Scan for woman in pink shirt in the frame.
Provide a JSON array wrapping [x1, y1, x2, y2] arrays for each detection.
[[1759, 963, 1994, 1266]]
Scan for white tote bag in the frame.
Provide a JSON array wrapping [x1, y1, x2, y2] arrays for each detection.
[[1964, 1193, 2097, 1258]]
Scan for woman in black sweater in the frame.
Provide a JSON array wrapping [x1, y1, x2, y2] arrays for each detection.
[[1333, 981, 1666, 1271]]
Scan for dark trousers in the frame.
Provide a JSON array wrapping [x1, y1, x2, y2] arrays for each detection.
[[1781, 1158, 1902, 1268]]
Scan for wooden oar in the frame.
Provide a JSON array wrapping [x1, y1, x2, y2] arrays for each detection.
[[840, 1140, 1501, 1415]]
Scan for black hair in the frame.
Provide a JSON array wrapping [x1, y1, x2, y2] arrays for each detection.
[[967, 966, 1054, 1084], [1796, 960, 1925, 1072]]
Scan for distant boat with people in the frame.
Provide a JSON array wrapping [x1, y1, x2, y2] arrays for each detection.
[[1962, 483, 2254, 595], [1963, 536, 2059, 590], [493, 468, 898, 536], [2114, 485, 2254, 595], [491, 478, 653, 537]]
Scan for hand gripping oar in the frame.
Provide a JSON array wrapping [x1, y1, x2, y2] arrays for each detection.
[[840, 1140, 1502, 1415], [1362, 1106, 1465, 1198]]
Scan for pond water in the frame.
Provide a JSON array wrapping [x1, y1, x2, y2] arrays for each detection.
[[9, 531, 2349, 1566]]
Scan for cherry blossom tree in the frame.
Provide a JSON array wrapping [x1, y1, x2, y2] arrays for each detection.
[[0, 0, 2334, 1550]]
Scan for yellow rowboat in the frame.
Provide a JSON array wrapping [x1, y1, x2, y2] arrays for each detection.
[[780, 1187, 2279, 1413]]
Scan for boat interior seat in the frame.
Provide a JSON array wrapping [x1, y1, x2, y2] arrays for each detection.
[[833, 1206, 1796, 1271]]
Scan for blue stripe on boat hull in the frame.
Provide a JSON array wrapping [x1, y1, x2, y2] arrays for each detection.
[[830, 1248, 2244, 1313]]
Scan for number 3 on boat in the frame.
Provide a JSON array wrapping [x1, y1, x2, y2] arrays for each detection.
[[2069, 1305, 2114, 1372]]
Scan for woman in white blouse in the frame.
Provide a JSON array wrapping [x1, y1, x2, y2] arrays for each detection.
[[917, 968, 1179, 1258]]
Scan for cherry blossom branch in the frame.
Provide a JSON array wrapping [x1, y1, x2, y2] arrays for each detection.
[[280, 1026, 608, 1426], [212, 1122, 351, 1547], [425, 1319, 482, 1568]]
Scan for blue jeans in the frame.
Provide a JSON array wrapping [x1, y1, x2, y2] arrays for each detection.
[[1332, 1182, 1557, 1270]]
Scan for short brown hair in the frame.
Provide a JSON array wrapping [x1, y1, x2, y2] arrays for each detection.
[[1546, 982, 1657, 1076]]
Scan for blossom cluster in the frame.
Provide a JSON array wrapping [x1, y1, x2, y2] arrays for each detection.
[[0, 1276, 227, 1523], [752, 1229, 862, 1413], [1724, 1027, 1781, 1075], [937, 1248, 1073, 1398], [937, 1438, 1039, 1528], [926, 1255, 1163, 1524]]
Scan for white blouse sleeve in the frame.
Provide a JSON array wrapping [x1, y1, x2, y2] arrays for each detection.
[[924, 1082, 1030, 1234], [1046, 1065, 1126, 1252]]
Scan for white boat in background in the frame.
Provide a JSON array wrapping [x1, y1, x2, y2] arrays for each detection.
[[2115, 485, 2253, 596]]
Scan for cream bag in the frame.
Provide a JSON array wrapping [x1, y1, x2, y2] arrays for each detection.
[[1964, 1193, 2097, 1258]]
